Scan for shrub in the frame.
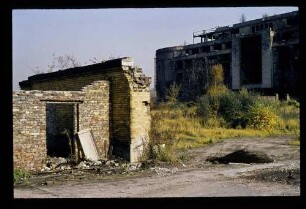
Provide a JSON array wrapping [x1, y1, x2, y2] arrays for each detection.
[[166, 82, 180, 103], [247, 103, 278, 131], [197, 96, 214, 120], [206, 85, 229, 96], [219, 92, 246, 128], [237, 88, 258, 111]]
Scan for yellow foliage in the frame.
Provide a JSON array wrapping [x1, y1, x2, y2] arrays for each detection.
[[248, 105, 278, 131], [209, 64, 224, 86], [206, 85, 229, 96]]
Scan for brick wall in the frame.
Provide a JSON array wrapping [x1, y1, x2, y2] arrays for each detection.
[[80, 81, 110, 159], [18, 58, 151, 163], [13, 81, 109, 171], [22, 68, 131, 158], [130, 91, 151, 162]]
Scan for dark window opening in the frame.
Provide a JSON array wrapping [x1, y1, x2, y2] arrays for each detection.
[[191, 48, 199, 55], [240, 35, 262, 85], [176, 61, 183, 69], [214, 44, 222, 50], [185, 60, 192, 69], [232, 28, 239, 34], [46, 103, 76, 158], [252, 26, 255, 33], [222, 62, 231, 87], [202, 46, 210, 53], [264, 24, 268, 29], [287, 17, 298, 26], [277, 46, 290, 92], [282, 31, 294, 41], [226, 42, 232, 49], [176, 72, 183, 84], [268, 23, 273, 29]]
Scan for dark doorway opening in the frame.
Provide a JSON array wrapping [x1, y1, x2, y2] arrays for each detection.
[[46, 103, 76, 157], [240, 35, 262, 85], [276, 45, 299, 99]]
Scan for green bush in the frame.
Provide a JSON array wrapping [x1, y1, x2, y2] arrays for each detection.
[[197, 96, 213, 119], [219, 92, 246, 128]]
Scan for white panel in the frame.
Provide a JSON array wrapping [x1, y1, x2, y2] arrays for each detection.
[[77, 129, 99, 161]]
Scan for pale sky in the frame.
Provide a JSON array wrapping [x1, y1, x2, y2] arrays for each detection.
[[13, 7, 298, 90]]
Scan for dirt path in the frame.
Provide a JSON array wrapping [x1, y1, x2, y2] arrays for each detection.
[[14, 135, 300, 198]]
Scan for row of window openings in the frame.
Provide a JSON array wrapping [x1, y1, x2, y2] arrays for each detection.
[[252, 22, 273, 33], [174, 43, 231, 57]]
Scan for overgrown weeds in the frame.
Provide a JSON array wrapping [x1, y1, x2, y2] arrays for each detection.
[[143, 111, 178, 164], [147, 64, 299, 163], [148, 92, 299, 162], [14, 168, 32, 182]]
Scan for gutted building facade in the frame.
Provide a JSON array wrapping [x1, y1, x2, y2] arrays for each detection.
[[155, 11, 299, 101], [14, 57, 151, 171]]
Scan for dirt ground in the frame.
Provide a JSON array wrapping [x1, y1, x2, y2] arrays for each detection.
[[14, 135, 300, 198]]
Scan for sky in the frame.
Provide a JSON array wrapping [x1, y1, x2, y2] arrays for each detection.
[[13, 7, 298, 90]]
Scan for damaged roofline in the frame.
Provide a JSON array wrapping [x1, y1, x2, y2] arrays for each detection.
[[19, 57, 134, 88]]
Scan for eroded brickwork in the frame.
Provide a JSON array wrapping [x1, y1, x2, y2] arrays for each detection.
[[15, 57, 151, 170], [13, 81, 109, 171]]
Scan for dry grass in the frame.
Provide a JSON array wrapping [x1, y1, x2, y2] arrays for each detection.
[[150, 99, 299, 152], [289, 133, 300, 146]]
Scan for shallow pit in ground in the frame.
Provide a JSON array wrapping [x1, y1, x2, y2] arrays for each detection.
[[206, 149, 274, 164]]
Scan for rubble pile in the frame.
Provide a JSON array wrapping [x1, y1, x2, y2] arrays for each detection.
[[40, 156, 143, 175]]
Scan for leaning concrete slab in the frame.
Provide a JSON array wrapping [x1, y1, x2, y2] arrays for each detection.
[[77, 129, 99, 161]]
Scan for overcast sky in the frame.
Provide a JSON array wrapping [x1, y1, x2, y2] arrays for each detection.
[[13, 7, 298, 90]]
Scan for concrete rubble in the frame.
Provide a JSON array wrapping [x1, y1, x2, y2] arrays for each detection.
[[150, 167, 179, 176], [39, 156, 145, 174]]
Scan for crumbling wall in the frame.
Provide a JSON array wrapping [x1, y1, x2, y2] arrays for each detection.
[[13, 80, 109, 171], [18, 58, 151, 162], [20, 68, 131, 159], [126, 68, 151, 162], [80, 81, 110, 159], [13, 91, 49, 171]]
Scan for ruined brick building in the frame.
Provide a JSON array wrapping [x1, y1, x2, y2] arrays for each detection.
[[155, 11, 299, 101], [13, 57, 151, 171]]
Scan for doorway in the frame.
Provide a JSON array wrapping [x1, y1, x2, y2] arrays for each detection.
[[46, 103, 78, 157]]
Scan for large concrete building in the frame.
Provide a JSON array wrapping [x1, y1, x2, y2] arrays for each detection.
[[155, 11, 299, 101]]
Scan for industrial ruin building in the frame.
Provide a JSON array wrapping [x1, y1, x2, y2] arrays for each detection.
[[155, 11, 299, 101], [13, 57, 151, 171]]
